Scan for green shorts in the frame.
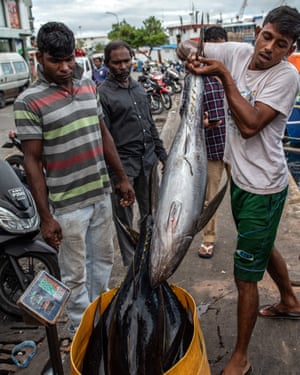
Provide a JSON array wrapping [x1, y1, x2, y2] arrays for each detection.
[[231, 181, 288, 282]]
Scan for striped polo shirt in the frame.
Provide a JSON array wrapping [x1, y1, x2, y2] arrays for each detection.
[[14, 74, 111, 214]]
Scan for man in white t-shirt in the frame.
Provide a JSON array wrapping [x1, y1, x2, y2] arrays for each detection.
[[177, 5, 300, 375]]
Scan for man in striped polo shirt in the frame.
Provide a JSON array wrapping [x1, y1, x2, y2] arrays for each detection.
[[14, 22, 135, 332]]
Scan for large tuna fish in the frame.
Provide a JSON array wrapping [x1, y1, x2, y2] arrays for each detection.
[[150, 73, 228, 288]]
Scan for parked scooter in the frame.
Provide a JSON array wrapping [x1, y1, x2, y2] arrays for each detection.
[[159, 63, 183, 94], [0, 158, 60, 317], [147, 75, 173, 110], [138, 75, 172, 110], [137, 76, 164, 114], [142, 61, 183, 95], [145, 85, 164, 115], [2, 130, 26, 184]]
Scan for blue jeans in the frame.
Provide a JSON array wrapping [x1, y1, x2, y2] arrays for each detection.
[[55, 195, 114, 329]]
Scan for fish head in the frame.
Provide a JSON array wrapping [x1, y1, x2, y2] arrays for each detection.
[[149, 226, 193, 288]]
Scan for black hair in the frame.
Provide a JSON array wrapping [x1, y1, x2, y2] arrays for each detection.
[[263, 6, 300, 43], [104, 40, 133, 65], [204, 26, 228, 42], [37, 22, 75, 57]]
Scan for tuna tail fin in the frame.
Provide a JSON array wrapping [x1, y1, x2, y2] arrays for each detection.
[[197, 166, 230, 232]]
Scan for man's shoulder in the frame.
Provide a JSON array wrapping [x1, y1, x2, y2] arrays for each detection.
[[98, 79, 110, 90], [97, 80, 113, 102], [15, 80, 45, 104], [209, 41, 252, 59], [224, 41, 253, 51], [269, 59, 300, 85], [272, 60, 300, 95], [283, 59, 300, 77]]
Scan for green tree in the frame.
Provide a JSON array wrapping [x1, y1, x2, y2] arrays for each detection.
[[108, 20, 138, 46], [107, 16, 168, 56], [142, 16, 168, 53]]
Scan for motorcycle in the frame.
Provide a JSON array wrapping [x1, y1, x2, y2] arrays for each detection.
[[2, 129, 26, 184], [138, 75, 172, 111], [138, 75, 164, 115], [148, 75, 173, 110], [0, 157, 60, 317], [159, 63, 183, 94], [170, 60, 185, 75], [146, 86, 164, 115]]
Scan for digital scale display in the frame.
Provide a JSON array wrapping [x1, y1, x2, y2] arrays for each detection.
[[17, 270, 71, 325]]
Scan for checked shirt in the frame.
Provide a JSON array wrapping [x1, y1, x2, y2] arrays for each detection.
[[180, 74, 226, 161]]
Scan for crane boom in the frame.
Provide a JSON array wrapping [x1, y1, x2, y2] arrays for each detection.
[[237, 0, 248, 21]]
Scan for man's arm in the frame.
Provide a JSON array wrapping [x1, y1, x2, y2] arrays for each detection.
[[100, 119, 135, 206], [200, 58, 278, 138], [177, 41, 278, 138], [150, 122, 167, 161], [22, 139, 62, 250]]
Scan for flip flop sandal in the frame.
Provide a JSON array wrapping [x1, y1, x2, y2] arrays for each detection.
[[258, 304, 300, 320], [291, 279, 300, 287], [198, 243, 215, 259]]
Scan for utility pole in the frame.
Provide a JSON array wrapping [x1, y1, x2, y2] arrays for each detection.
[[106, 11, 120, 26]]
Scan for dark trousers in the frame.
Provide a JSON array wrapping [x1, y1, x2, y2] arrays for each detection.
[[111, 173, 150, 266]]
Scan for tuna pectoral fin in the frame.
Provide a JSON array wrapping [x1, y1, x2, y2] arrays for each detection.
[[197, 167, 229, 232]]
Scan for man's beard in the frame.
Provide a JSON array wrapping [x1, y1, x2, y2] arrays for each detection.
[[112, 70, 130, 82]]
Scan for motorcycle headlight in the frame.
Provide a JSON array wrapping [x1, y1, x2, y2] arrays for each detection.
[[0, 206, 40, 233]]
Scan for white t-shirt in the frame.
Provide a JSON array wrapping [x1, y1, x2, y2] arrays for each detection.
[[205, 42, 300, 194]]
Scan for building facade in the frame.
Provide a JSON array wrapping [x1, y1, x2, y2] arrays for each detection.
[[166, 16, 264, 47], [0, 0, 33, 59]]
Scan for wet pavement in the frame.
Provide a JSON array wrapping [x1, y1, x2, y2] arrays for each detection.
[[1, 93, 300, 374]]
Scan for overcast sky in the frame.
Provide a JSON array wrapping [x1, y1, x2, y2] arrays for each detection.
[[31, 0, 299, 37]]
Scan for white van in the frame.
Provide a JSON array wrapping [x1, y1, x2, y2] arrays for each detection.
[[75, 56, 93, 80], [0, 53, 30, 108]]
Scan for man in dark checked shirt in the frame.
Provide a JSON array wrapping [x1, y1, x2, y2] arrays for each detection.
[[180, 26, 227, 258]]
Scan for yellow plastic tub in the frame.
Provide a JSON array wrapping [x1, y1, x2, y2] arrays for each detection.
[[70, 285, 211, 375]]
